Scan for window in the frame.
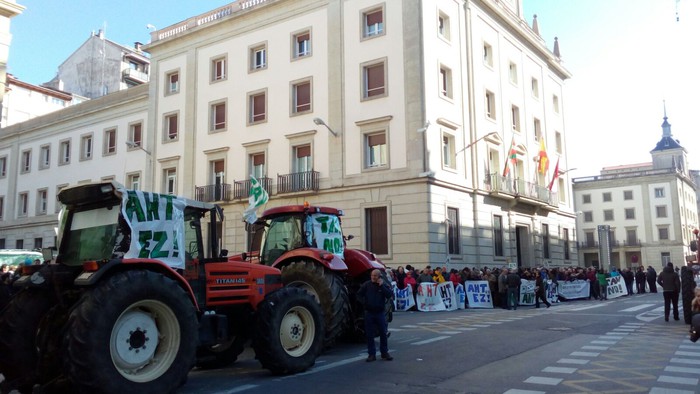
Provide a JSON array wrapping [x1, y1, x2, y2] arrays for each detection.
[[658, 227, 669, 240], [626, 229, 637, 244], [485, 90, 496, 119], [656, 205, 667, 218], [127, 173, 141, 190], [18, 192, 28, 217], [438, 12, 450, 41], [292, 79, 312, 114], [511, 105, 520, 131], [602, 192, 612, 202], [625, 208, 635, 219], [654, 187, 665, 198], [211, 56, 227, 81], [563, 228, 570, 260], [249, 153, 266, 179], [585, 231, 595, 247], [129, 122, 143, 147], [104, 128, 117, 155], [166, 71, 179, 94], [582, 194, 591, 204], [483, 42, 493, 67], [34, 237, 42, 249], [533, 118, 541, 140], [603, 210, 614, 221], [542, 223, 550, 259], [163, 168, 177, 195], [37, 189, 48, 215], [248, 91, 267, 124], [39, 145, 50, 169], [292, 30, 311, 58], [0, 156, 6, 177], [363, 60, 386, 99], [661, 252, 671, 265], [80, 134, 93, 160], [55, 184, 67, 213], [509, 62, 518, 85], [624, 190, 633, 200], [21, 150, 31, 173], [250, 44, 267, 70], [555, 131, 562, 153], [164, 113, 179, 140], [583, 211, 593, 222], [0, 196, 4, 220], [531, 78, 539, 98], [493, 215, 504, 256], [442, 132, 455, 170], [553, 95, 560, 114], [15, 239, 23, 249], [365, 206, 388, 254], [362, 7, 384, 38], [439, 66, 452, 99], [210, 101, 226, 131], [447, 207, 460, 255], [365, 132, 387, 169], [293, 144, 312, 173]]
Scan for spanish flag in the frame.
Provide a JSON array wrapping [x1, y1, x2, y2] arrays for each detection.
[[502, 137, 517, 177], [538, 138, 549, 174]]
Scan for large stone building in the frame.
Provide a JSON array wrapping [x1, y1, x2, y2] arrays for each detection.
[[0, 0, 577, 270], [0, 0, 24, 117], [572, 112, 698, 271], [1, 74, 85, 127]]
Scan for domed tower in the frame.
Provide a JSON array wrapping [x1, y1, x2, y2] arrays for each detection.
[[650, 104, 688, 176]]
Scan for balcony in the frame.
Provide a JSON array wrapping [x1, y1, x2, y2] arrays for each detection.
[[195, 184, 232, 202], [577, 241, 599, 249], [234, 177, 272, 199], [277, 171, 319, 194], [122, 68, 148, 84], [484, 174, 556, 207]]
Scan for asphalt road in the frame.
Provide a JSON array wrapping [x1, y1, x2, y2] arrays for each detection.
[[180, 292, 699, 394]]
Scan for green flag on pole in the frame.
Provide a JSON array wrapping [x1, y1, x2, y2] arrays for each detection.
[[243, 175, 269, 224]]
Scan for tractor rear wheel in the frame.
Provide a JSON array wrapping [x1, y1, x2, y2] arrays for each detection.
[[65, 270, 197, 394], [0, 290, 55, 393], [281, 261, 349, 347], [252, 287, 324, 374]]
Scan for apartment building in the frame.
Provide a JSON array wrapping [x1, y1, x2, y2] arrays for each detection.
[[572, 113, 698, 270], [0, 0, 577, 270], [1, 74, 85, 127]]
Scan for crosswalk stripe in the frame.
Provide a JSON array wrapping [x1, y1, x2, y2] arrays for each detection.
[[620, 304, 654, 312]]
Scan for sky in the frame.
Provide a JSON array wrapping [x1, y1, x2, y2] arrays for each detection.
[[6, 0, 700, 178]]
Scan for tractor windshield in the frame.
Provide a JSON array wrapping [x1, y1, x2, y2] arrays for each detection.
[[59, 205, 120, 265], [259, 214, 304, 265]]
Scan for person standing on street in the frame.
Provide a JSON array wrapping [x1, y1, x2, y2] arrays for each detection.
[[635, 266, 646, 294], [506, 269, 521, 310], [534, 270, 551, 308], [656, 262, 681, 322], [646, 265, 658, 293], [597, 269, 608, 300], [357, 269, 393, 362]]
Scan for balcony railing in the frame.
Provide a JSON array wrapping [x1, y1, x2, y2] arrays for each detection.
[[484, 174, 556, 206], [277, 171, 319, 194], [195, 184, 232, 202], [234, 177, 272, 199], [122, 68, 148, 84], [577, 241, 599, 249]]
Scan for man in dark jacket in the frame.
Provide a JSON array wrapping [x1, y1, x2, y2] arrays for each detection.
[[357, 269, 394, 361], [622, 268, 635, 296], [646, 266, 658, 293], [506, 269, 521, 310], [635, 267, 646, 294], [657, 262, 681, 321]]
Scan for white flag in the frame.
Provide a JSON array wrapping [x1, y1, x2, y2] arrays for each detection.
[[242, 175, 269, 224]]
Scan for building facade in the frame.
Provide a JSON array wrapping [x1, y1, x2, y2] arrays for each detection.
[[0, 0, 577, 270], [0, 0, 25, 114], [572, 113, 698, 271], [1, 74, 84, 127]]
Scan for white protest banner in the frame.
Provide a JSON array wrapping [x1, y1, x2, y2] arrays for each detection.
[[394, 285, 415, 311], [606, 276, 626, 299], [121, 189, 187, 270], [464, 280, 493, 309], [416, 282, 459, 311], [546, 280, 559, 304], [557, 280, 590, 300], [519, 279, 536, 306], [455, 283, 466, 309], [308, 213, 344, 257]]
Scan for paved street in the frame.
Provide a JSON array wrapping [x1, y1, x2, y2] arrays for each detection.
[[181, 292, 699, 394]]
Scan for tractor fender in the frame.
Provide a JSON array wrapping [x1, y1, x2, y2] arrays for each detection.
[[73, 258, 200, 311], [271, 248, 348, 272], [343, 248, 386, 277]]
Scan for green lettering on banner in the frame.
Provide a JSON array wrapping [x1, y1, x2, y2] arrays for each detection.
[[138, 230, 153, 258], [161, 195, 175, 220], [315, 216, 329, 233], [125, 191, 146, 222], [172, 230, 179, 258], [142, 193, 160, 221], [150, 231, 168, 258], [522, 293, 534, 303]]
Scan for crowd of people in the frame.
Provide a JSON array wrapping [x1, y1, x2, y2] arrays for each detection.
[[0, 259, 42, 308]]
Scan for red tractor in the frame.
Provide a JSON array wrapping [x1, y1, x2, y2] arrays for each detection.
[[0, 182, 324, 394], [231, 203, 392, 346]]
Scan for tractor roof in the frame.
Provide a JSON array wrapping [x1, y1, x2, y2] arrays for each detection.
[[261, 205, 343, 218]]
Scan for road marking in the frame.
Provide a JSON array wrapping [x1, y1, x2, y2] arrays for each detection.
[[582, 345, 609, 351], [679, 345, 700, 350], [620, 304, 654, 312], [439, 331, 462, 335], [411, 336, 450, 345], [524, 376, 562, 385], [388, 328, 404, 332], [568, 303, 607, 311], [417, 322, 440, 325], [570, 351, 599, 357], [674, 351, 700, 357], [503, 390, 545, 394], [657, 376, 699, 385], [219, 384, 259, 393], [665, 366, 700, 374], [649, 388, 696, 394], [670, 358, 700, 365], [542, 366, 577, 374], [557, 358, 589, 365], [401, 324, 419, 328], [591, 340, 617, 345], [470, 324, 490, 328], [455, 327, 477, 331], [612, 328, 636, 332]]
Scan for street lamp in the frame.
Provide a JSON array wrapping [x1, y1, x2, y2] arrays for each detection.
[[125, 141, 151, 155], [455, 131, 498, 156], [313, 117, 339, 137]]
